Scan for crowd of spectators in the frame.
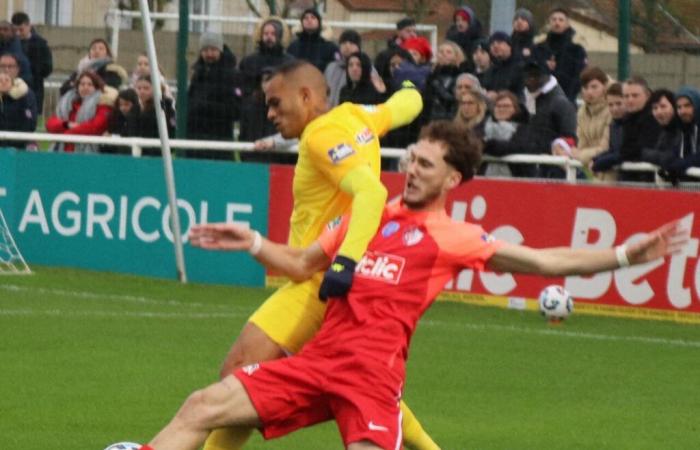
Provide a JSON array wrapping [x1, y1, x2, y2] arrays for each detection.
[[1, 6, 699, 183]]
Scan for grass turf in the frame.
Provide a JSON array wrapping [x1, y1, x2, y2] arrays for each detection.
[[1, 267, 699, 449]]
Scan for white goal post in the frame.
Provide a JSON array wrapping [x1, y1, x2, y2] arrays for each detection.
[[0, 204, 30, 275]]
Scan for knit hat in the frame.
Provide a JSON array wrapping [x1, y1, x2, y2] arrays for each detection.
[[513, 8, 535, 30], [199, 32, 223, 51], [396, 17, 416, 30], [524, 56, 550, 76], [339, 29, 361, 48], [474, 38, 490, 53], [488, 31, 511, 47], [454, 6, 475, 24], [301, 8, 322, 26], [401, 36, 432, 62]]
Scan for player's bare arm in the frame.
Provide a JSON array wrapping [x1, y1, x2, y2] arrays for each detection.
[[486, 220, 688, 276], [190, 224, 330, 282]]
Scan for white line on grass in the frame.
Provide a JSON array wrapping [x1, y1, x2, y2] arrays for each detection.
[[0, 308, 246, 319], [0, 284, 250, 311], [420, 319, 700, 349]]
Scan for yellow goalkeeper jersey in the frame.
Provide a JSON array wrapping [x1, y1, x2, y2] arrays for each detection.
[[288, 102, 392, 249]]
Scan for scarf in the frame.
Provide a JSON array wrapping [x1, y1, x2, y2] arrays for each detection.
[[53, 89, 103, 153]]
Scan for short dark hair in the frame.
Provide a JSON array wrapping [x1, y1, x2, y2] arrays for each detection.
[[650, 88, 675, 106], [580, 66, 608, 87], [418, 120, 482, 183], [269, 59, 313, 79], [624, 75, 650, 94], [10, 12, 29, 26], [606, 82, 623, 97], [549, 6, 570, 17]]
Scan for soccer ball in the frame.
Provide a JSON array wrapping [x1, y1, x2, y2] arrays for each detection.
[[103, 443, 141, 450], [538, 285, 574, 320]]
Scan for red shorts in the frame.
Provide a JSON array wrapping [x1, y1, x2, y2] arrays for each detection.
[[234, 352, 404, 450]]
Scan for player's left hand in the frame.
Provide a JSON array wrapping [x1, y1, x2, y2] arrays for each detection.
[[189, 223, 254, 251], [319, 255, 357, 301], [626, 220, 689, 264]]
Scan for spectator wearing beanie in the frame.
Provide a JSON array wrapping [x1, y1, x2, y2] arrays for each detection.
[[481, 31, 525, 101], [185, 31, 239, 158], [445, 5, 484, 67], [325, 29, 383, 107], [287, 8, 339, 72], [375, 17, 417, 88], [511, 8, 536, 60], [534, 7, 588, 103], [470, 38, 491, 83]]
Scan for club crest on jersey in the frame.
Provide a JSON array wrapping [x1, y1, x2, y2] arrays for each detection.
[[356, 251, 405, 284], [361, 104, 377, 113], [241, 363, 260, 376], [355, 127, 374, 144], [381, 221, 400, 237], [326, 216, 343, 230], [327, 143, 355, 164], [402, 226, 424, 246]]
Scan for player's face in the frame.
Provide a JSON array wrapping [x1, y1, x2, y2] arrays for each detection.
[[403, 139, 457, 209], [264, 75, 306, 139], [676, 97, 695, 124]]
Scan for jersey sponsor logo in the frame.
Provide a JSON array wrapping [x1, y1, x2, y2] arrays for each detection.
[[327, 143, 355, 164], [355, 127, 374, 145], [361, 104, 377, 113], [241, 363, 260, 376], [381, 221, 400, 237], [326, 216, 343, 230], [368, 421, 389, 432], [402, 226, 424, 246], [356, 251, 405, 284]]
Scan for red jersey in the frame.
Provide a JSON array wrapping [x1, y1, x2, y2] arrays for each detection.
[[307, 200, 505, 376]]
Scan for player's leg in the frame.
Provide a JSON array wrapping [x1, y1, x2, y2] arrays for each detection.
[[400, 401, 441, 450], [144, 375, 259, 450], [204, 281, 326, 450], [347, 441, 383, 450]]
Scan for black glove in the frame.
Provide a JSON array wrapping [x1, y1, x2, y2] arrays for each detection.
[[319, 255, 357, 301]]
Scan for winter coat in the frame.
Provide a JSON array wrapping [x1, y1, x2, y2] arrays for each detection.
[[481, 55, 525, 99], [46, 86, 117, 152], [576, 98, 612, 166], [138, 98, 176, 157], [186, 45, 238, 146], [19, 29, 52, 114], [534, 28, 587, 103], [619, 102, 661, 162], [445, 6, 484, 60], [60, 58, 128, 95], [287, 28, 338, 72], [423, 64, 461, 121], [374, 38, 402, 87], [338, 53, 386, 106], [0, 78, 38, 149], [511, 30, 535, 61], [103, 100, 140, 155]]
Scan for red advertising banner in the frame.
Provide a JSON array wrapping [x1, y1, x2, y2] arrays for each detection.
[[268, 165, 700, 322]]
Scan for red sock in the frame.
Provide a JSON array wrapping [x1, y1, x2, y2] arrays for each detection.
[[139, 446, 155, 450]]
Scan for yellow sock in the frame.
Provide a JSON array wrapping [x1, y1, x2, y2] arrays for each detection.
[[202, 427, 253, 450], [400, 401, 441, 450]]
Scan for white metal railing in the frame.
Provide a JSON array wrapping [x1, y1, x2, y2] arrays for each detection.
[[1, 131, 698, 187], [105, 9, 439, 59]]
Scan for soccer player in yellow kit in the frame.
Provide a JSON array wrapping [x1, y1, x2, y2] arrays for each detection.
[[203, 60, 439, 450]]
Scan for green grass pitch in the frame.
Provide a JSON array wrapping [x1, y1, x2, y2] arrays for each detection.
[[2, 267, 700, 450]]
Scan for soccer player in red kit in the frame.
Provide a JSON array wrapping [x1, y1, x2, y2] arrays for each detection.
[[138, 121, 686, 450]]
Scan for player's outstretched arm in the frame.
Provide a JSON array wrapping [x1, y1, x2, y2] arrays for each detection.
[[384, 81, 423, 130], [486, 220, 688, 276], [189, 223, 330, 282]]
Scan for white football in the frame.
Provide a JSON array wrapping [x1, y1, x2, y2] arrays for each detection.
[[538, 285, 574, 320], [103, 443, 141, 450]]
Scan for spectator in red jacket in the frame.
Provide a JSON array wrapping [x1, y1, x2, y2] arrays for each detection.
[[46, 71, 116, 152]]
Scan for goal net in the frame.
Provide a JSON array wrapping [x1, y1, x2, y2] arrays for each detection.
[[0, 208, 30, 274]]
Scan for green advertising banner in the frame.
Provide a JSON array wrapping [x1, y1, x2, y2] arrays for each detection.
[[0, 149, 268, 286]]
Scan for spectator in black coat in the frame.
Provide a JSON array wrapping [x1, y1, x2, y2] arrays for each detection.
[[60, 38, 128, 95], [482, 32, 524, 101], [186, 32, 238, 159], [375, 18, 417, 89], [470, 39, 491, 85], [0, 21, 31, 86], [423, 40, 464, 121], [103, 88, 140, 155], [286, 8, 338, 73], [11, 12, 52, 115], [511, 8, 535, 61], [445, 5, 484, 68], [659, 86, 700, 183], [484, 58, 577, 177], [534, 8, 587, 103], [238, 16, 294, 143], [338, 52, 386, 105], [0, 70, 37, 149], [639, 89, 681, 170]]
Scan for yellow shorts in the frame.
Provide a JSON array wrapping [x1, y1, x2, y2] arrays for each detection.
[[248, 275, 327, 354]]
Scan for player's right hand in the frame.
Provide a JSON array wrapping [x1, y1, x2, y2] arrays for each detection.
[[318, 255, 357, 301], [189, 223, 255, 251]]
